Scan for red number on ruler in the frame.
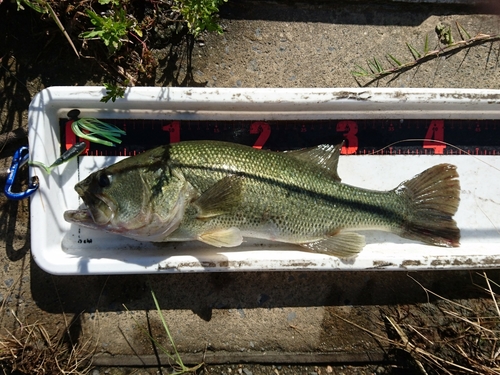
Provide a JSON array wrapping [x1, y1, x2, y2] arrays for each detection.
[[336, 121, 358, 154], [423, 120, 446, 154], [250, 121, 271, 149], [65, 120, 89, 154], [162, 121, 181, 143]]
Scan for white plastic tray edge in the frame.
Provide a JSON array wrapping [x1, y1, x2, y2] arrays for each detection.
[[28, 87, 500, 275]]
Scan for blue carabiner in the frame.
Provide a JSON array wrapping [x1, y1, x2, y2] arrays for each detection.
[[4, 146, 39, 200]]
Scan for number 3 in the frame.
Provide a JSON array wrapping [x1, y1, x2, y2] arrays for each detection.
[[336, 121, 358, 154]]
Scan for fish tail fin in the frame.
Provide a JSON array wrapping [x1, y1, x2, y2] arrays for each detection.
[[397, 163, 460, 247]]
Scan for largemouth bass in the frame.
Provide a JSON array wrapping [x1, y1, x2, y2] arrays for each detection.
[[64, 141, 460, 258]]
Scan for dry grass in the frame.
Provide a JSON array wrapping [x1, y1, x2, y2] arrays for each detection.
[[0, 269, 98, 374], [332, 272, 500, 375], [0, 311, 95, 374]]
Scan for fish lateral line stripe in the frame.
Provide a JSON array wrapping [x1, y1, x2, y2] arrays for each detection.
[[170, 161, 410, 224]]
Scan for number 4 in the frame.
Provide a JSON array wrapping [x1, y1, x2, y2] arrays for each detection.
[[423, 120, 446, 154]]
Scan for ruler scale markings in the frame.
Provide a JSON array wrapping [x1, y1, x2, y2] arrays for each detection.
[[59, 119, 500, 157]]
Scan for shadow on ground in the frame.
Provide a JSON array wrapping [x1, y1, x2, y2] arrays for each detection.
[[30, 258, 498, 321], [219, 0, 500, 26]]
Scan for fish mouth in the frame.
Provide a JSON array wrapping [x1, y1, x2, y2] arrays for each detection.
[[63, 208, 94, 225], [66, 186, 115, 227]]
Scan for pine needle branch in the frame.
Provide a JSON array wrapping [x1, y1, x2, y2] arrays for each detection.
[[352, 22, 500, 87]]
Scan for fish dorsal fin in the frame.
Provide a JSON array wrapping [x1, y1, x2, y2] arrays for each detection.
[[199, 227, 243, 247], [285, 143, 343, 182], [194, 175, 244, 219], [299, 231, 365, 258]]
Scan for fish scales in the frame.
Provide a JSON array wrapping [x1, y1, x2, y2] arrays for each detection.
[[64, 140, 460, 258], [168, 141, 406, 241]]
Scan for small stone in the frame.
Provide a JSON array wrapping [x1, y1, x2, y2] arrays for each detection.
[[242, 368, 252, 375], [4, 279, 13, 287], [326, 366, 333, 374]]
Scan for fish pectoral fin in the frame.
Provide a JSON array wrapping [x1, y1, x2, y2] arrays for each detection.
[[199, 227, 243, 247], [284, 142, 343, 182], [194, 175, 244, 219], [299, 232, 365, 258]]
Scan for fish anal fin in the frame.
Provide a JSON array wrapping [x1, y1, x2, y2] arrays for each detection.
[[194, 175, 243, 219], [285, 143, 343, 181], [199, 227, 243, 247], [300, 232, 365, 258]]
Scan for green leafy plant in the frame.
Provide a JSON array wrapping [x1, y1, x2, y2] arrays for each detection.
[[351, 22, 500, 85], [81, 7, 135, 55], [101, 82, 127, 103], [173, 0, 228, 37], [124, 289, 203, 374], [98, 0, 122, 5], [435, 23, 454, 46]]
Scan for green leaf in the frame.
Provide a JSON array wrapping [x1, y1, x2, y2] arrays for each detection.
[[101, 82, 126, 103], [367, 58, 384, 74], [351, 65, 370, 77], [17, 0, 48, 14], [456, 22, 471, 41], [423, 34, 429, 55], [406, 42, 421, 60], [80, 9, 133, 55], [387, 54, 402, 66], [373, 58, 384, 73], [173, 0, 227, 36]]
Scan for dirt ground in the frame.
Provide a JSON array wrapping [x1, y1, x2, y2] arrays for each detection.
[[1, 0, 500, 374]]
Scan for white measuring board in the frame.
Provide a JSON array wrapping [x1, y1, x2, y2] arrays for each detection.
[[28, 87, 500, 275]]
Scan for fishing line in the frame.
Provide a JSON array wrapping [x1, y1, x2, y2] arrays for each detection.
[[370, 138, 500, 174]]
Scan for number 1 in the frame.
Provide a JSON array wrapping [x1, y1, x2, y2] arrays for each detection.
[[162, 121, 181, 143]]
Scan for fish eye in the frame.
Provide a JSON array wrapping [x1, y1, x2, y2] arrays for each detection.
[[97, 173, 111, 188]]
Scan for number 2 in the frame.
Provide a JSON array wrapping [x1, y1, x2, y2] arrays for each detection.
[[250, 121, 271, 149]]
